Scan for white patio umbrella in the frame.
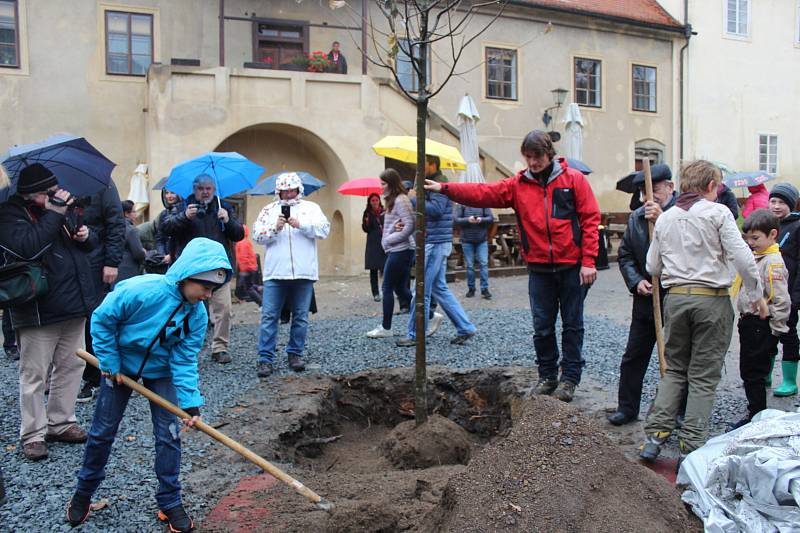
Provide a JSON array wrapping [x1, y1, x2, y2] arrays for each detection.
[[457, 94, 484, 183], [562, 103, 584, 161], [127, 163, 150, 217]]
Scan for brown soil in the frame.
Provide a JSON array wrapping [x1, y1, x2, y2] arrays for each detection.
[[195, 367, 700, 533], [381, 414, 471, 469]]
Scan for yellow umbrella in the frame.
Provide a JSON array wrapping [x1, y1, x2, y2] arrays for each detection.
[[372, 136, 467, 171]]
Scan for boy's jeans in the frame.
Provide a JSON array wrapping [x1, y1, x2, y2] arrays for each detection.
[[257, 279, 314, 364], [528, 266, 587, 385], [461, 241, 489, 291], [407, 242, 476, 339], [76, 376, 183, 511]]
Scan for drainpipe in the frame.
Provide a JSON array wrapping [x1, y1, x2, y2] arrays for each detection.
[[362, 0, 368, 75], [679, 0, 691, 162], [219, 0, 225, 67]]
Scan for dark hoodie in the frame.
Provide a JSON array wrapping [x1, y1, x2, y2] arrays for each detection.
[[778, 212, 800, 304]]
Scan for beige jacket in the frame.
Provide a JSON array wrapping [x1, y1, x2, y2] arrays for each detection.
[[646, 199, 762, 304], [735, 247, 790, 335]]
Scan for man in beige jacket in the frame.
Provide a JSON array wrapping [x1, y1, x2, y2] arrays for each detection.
[[639, 160, 767, 463]]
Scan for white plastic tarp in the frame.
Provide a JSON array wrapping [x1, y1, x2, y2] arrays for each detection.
[[456, 94, 484, 183], [678, 409, 800, 533]]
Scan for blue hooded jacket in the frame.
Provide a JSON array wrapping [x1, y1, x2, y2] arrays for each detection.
[[91, 237, 232, 409]]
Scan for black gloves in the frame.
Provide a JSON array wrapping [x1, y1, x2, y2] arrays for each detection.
[[184, 406, 200, 418]]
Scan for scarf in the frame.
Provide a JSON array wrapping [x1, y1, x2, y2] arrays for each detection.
[[675, 192, 704, 211], [730, 243, 781, 299]]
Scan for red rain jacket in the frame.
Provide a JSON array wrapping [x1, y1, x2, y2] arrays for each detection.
[[235, 225, 258, 272], [441, 158, 601, 268]]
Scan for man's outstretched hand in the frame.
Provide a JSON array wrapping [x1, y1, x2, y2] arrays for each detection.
[[424, 179, 442, 192]]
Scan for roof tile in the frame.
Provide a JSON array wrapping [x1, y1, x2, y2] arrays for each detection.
[[518, 0, 682, 29]]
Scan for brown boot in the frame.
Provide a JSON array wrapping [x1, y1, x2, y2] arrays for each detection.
[[45, 424, 87, 444], [22, 441, 48, 461], [552, 381, 576, 402]]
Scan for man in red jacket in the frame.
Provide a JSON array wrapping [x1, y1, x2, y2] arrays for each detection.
[[425, 130, 600, 401]]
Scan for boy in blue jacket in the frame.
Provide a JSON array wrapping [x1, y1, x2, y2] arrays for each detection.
[[66, 238, 231, 532]]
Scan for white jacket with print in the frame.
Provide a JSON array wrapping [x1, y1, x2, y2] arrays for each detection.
[[252, 200, 330, 281]]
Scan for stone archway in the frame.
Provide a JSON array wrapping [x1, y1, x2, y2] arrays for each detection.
[[214, 123, 353, 275]]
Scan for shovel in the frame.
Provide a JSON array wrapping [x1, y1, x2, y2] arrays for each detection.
[[76, 349, 333, 512]]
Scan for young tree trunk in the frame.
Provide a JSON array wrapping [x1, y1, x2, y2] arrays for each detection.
[[413, 8, 430, 427]]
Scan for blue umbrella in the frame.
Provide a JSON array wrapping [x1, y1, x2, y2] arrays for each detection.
[[1, 134, 115, 200], [151, 176, 169, 190], [565, 158, 592, 175], [249, 171, 326, 196], [165, 152, 264, 199], [723, 171, 775, 189]]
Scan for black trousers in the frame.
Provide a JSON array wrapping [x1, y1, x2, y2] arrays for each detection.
[[82, 318, 102, 387], [2, 310, 15, 349], [739, 315, 779, 417], [369, 269, 382, 296], [777, 307, 800, 362], [617, 295, 658, 418]]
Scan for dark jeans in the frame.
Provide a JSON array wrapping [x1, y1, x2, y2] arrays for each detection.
[[617, 295, 658, 418], [76, 376, 183, 510], [739, 315, 779, 417], [777, 307, 800, 362], [528, 266, 587, 385], [369, 269, 382, 297], [82, 319, 101, 388], [381, 250, 413, 330], [2, 310, 15, 349]]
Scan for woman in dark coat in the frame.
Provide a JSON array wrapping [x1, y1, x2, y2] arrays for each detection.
[[362, 193, 386, 301]]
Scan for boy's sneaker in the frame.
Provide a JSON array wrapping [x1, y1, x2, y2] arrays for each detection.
[[66, 492, 91, 527], [533, 378, 558, 396], [481, 289, 492, 300], [158, 505, 195, 532], [366, 326, 393, 338], [76, 382, 95, 403], [552, 381, 576, 402], [638, 432, 670, 463], [426, 312, 444, 337]]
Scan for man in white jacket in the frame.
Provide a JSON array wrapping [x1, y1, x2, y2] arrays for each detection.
[[252, 173, 330, 377]]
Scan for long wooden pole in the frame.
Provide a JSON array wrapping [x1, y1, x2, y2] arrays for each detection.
[[76, 349, 333, 512], [642, 159, 667, 377]]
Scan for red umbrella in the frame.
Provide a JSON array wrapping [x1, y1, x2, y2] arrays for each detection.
[[337, 177, 382, 197]]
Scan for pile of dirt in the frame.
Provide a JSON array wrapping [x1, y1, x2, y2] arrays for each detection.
[[381, 414, 472, 469], [429, 395, 700, 532]]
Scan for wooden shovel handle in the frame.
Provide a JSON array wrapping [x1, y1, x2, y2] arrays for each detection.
[[642, 159, 667, 378], [76, 349, 333, 511]]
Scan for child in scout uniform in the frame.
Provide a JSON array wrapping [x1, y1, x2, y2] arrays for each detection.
[[730, 209, 791, 429], [66, 238, 232, 533], [638, 160, 767, 464]]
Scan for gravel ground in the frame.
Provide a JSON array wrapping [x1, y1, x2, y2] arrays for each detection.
[[2, 271, 798, 531]]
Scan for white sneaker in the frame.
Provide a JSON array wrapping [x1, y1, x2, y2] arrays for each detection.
[[366, 326, 394, 338], [426, 312, 444, 337]]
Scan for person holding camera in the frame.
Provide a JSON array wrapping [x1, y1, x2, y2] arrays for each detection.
[[162, 174, 245, 364], [252, 172, 330, 377], [0, 164, 96, 461]]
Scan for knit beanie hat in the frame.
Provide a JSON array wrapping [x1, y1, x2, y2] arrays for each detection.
[[769, 183, 799, 211], [17, 163, 58, 194]]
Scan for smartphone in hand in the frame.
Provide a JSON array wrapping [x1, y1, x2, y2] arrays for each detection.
[[281, 205, 291, 219]]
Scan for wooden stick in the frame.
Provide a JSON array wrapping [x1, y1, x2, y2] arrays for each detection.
[[642, 159, 667, 378], [76, 349, 333, 512]]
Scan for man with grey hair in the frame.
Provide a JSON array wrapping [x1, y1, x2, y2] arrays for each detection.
[[163, 174, 245, 364]]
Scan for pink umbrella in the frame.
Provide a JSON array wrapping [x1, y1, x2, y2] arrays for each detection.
[[337, 177, 382, 197]]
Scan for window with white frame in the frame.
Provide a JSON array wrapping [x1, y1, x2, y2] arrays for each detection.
[[725, 0, 749, 37], [632, 65, 656, 112], [0, 0, 18, 67], [485, 47, 517, 100], [574, 57, 601, 107], [759, 134, 778, 174], [396, 38, 430, 93], [106, 11, 153, 76]]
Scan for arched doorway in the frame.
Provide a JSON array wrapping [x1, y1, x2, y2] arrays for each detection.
[[214, 123, 352, 275]]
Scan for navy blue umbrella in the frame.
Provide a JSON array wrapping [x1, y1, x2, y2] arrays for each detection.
[[564, 158, 592, 175], [151, 176, 169, 190], [1, 134, 115, 200], [249, 171, 326, 196], [723, 171, 775, 189]]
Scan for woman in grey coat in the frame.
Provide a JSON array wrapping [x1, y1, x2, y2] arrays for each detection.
[[113, 200, 146, 288], [366, 169, 415, 338]]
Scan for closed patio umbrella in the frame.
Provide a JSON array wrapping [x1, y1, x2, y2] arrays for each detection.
[[562, 103, 584, 161], [457, 94, 484, 183]]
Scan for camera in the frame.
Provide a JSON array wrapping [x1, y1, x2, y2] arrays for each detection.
[[194, 203, 208, 219], [47, 191, 91, 236]]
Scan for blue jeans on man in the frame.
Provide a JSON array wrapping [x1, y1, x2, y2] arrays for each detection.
[[76, 376, 183, 510], [461, 241, 489, 291], [528, 265, 588, 385], [407, 243, 476, 339], [257, 279, 314, 364]]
